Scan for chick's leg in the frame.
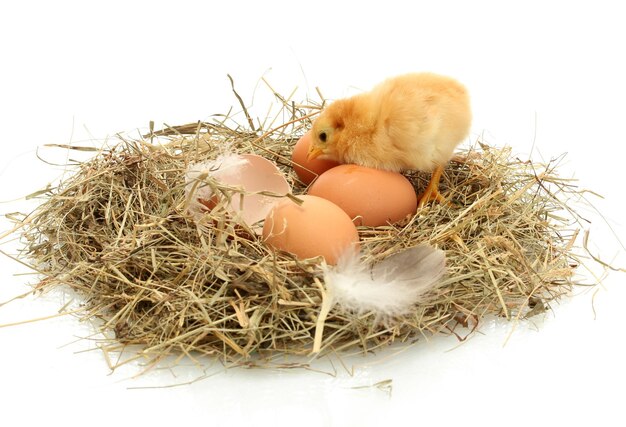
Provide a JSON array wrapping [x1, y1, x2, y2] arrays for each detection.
[[417, 165, 447, 209]]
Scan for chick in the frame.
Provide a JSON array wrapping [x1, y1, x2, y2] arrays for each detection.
[[307, 72, 471, 208]]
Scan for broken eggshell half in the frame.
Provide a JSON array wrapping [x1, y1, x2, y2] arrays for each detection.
[[185, 153, 291, 233]]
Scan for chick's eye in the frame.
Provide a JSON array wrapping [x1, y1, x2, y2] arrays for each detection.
[[319, 131, 327, 143]]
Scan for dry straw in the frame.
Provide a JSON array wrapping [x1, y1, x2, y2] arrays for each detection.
[[5, 84, 596, 370]]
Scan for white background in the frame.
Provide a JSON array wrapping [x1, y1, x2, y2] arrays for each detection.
[[1, 1, 625, 426]]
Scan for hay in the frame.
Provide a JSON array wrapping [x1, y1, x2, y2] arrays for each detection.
[[11, 95, 588, 370]]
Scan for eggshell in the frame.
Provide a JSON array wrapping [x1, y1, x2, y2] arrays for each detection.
[[189, 154, 291, 232], [291, 131, 340, 185], [262, 195, 359, 265], [229, 154, 291, 227], [307, 164, 417, 226]]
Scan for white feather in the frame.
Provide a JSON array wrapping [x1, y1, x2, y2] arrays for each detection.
[[322, 245, 446, 319]]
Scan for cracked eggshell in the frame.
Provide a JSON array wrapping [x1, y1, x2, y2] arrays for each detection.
[[187, 154, 291, 232], [262, 195, 359, 265]]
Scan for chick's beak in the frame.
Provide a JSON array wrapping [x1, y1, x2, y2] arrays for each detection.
[[307, 146, 324, 161]]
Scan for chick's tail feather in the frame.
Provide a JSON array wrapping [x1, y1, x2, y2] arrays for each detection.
[[322, 245, 446, 319]]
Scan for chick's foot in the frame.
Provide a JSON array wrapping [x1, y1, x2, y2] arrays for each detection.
[[417, 165, 447, 209]]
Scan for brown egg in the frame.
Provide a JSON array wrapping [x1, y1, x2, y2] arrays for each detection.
[[291, 131, 340, 185], [262, 195, 359, 264], [307, 164, 417, 226]]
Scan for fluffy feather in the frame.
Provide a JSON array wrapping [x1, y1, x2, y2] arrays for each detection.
[[321, 244, 446, 320]]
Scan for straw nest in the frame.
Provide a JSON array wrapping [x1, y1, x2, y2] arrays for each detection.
[[15, 98, 587, 369]]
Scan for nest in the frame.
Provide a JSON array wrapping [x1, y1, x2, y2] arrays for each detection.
[[13, 98, 587, 370]]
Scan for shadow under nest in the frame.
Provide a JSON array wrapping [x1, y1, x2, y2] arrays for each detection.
[[18, 113, 583, 369]]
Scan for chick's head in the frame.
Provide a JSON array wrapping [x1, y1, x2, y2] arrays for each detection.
[[307, 111, 344, 162]]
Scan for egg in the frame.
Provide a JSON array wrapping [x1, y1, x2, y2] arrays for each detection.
[[291, 131, 340, 185], [262, 195, 359, 264], [307, 164, 417, 226]]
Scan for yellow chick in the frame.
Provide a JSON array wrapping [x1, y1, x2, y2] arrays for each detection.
[[307, 72, 471, 208]]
